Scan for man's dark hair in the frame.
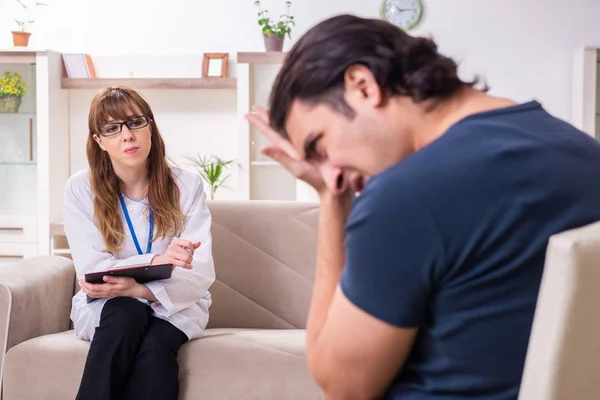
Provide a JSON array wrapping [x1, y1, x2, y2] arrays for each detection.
[[268, 14, 486, 138]]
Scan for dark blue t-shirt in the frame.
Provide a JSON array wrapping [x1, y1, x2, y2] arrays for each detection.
[[340, 101, 600, 400]]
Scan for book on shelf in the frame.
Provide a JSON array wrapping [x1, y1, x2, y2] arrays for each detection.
[[62, 54, 96, 78]]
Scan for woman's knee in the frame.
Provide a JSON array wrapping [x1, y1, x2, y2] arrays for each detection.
[[99, 297, 149, 332], [138, 320, 187, 359]]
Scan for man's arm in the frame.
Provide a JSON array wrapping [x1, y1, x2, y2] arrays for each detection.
[[307, 193, 418, 399], [305, 193, 350, 349]]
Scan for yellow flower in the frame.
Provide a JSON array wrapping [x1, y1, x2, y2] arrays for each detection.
[[0, 71, 27, 96]]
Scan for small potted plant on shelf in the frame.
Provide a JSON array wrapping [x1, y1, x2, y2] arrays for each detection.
[[12, 0, 47, 47], [0, 71, 28, 113], [254, 0, 294, 52], [183, 154, 238, 200]]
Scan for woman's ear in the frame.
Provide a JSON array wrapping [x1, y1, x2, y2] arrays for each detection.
[[92, 134, 107, 151]]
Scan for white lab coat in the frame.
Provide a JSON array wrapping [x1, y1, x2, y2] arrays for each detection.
[[63, 166, 216, 341]]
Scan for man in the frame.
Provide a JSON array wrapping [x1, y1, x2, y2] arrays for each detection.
[[246, 14, 600, 400]]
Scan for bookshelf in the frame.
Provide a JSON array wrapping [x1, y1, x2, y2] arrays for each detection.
[[237, 52, 287, 64]]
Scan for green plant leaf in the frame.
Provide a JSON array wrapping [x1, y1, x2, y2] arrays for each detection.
[[183, 153, 237, 199], [255, 0, 293, 36]]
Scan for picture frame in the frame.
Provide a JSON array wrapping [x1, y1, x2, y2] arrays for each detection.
[[202, 53, 229, 78]]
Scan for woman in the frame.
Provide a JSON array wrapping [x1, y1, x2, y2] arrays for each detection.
[[62, 86, 215, 400]]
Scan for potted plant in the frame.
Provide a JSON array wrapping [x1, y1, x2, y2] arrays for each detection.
[[184, 154, 238, 200], [254, 0, 294, 52], [0, 71, 28, 113], [12, 0, 47, 47]]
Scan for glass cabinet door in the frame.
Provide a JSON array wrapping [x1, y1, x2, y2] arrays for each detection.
[[0, 62, 37, 216]]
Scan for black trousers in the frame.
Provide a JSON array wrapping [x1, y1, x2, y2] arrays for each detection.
[[75, 297, 188, 400]]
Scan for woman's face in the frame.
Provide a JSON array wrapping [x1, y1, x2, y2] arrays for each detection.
[[93, 107, 152, 171]]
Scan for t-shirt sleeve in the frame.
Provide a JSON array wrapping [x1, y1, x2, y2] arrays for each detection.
[[340, 183, 445, 328]]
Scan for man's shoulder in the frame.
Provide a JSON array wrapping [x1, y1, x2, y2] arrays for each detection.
[[356, 160, 431, 205], [349, 169, 432, 230]]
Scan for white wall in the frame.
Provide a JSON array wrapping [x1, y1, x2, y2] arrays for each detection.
[[2, 0, 600, 198], [0, 0, 372, 55], [1, 0, 596, 119]]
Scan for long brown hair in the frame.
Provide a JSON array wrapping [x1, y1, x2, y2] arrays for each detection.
[[86, 86, 185, 253]]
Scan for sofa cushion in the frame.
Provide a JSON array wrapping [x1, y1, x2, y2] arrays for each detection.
[[207, 201, 319, 330], [3, 329, 322, 400]]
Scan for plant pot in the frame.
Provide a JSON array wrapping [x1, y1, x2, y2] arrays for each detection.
[[263, 34, 285, 52], [0, 96, 23, 113], [12, 31, 31, 47]]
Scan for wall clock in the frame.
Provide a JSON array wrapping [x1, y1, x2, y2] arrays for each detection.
[[380, 0, 423, 31]]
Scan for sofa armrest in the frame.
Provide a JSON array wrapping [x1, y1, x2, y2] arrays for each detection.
[[0, 256, 75, 355]]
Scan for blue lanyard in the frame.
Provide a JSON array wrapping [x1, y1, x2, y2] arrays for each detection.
[[118, 192, 153, 255]]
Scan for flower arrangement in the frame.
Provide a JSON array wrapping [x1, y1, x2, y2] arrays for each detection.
[[254, 1, 295, 38], [0, 72, 28, 97], [254, 0, 294, 51], [0, 71, 28, 113]]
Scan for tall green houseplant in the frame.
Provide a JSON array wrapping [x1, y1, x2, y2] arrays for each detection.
[[184, 154, 237, 200], [254, 0, 294, 52]]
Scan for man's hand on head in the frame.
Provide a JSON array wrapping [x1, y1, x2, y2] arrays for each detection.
[[246, 105, 328, 194]]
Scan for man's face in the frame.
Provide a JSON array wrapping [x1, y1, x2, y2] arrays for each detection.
[[285, 100, 365, 194], [285, 94, 408, 195], [282, 64, 418, 195]]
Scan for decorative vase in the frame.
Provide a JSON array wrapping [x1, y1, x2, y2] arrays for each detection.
[[12, 31, 31, 47], [263, 34, 285, 52], [0, 96, 23, 113]]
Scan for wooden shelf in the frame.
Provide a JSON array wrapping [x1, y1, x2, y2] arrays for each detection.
[[61, 77, 237, 90], [0, 161, 36, 166], [251, 161, 280, 167], [52, 248, 71, 256], [0, 51, 37, 64], [237, 52, 288, 65]]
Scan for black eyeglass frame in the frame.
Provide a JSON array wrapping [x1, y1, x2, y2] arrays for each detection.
[[97, 115, 153, 137]]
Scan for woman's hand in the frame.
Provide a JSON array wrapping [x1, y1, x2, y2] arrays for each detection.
[[245, 105, 326, 193], [151, 238, 200, 270], [80, 276, 149, 300]]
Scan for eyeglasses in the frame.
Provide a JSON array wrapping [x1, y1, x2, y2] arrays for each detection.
[[98, 116, 152, 137]]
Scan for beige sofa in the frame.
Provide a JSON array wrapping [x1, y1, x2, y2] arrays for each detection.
[[0, 201, 323, 400]]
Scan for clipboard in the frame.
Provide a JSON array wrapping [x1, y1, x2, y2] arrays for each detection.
[[84, 263, 173, 303]]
